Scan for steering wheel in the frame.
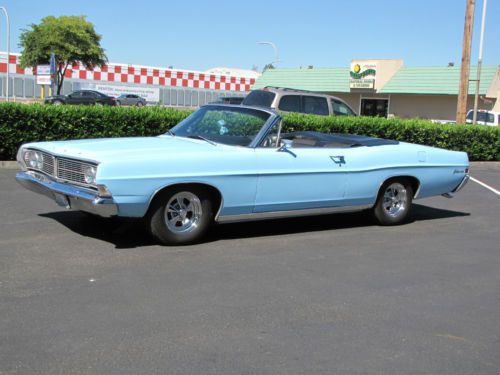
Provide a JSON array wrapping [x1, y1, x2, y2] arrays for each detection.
[[261, 135, 279, 148]]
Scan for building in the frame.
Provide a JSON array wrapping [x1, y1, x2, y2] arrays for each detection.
[[0, 52, 260, 106], [252, 59, 500, 120]]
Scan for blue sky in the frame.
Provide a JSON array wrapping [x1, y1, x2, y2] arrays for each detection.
[[0, 0, 498, 71]]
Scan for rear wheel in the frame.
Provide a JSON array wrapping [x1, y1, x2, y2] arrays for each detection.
[[373, 179, 413, 225], [53, 100, 63, 105], [136, 101, 144, 107], [147, 187, 214, 245]]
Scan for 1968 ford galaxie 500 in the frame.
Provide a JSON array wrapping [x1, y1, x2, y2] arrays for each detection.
[[16, 104, 469, 245]]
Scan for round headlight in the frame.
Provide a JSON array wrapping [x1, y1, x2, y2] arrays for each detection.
[[25, 150, 41, 169], [83, 165, 97, 184], [35, 152, 44, 170]]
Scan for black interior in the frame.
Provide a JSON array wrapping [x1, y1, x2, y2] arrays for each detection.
[[280, 131, 399, 148]]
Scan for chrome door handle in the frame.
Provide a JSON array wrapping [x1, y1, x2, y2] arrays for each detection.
[[330, 155, 346, 166]]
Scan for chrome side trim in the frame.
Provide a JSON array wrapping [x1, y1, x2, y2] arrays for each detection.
[[216, 204, 372, 224], [442, 173, 470, 198], [453, 173, 470, 193]]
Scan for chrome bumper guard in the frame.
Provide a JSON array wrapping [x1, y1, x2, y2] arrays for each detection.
[[16, 171, 118, 217], [442, 173, 470, 198]]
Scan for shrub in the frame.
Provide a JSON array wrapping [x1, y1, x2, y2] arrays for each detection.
[[0, 103, 498, 161]]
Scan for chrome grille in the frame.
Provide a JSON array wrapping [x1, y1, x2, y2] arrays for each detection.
[[24, 149, 97, 187], [40, 151, 55, 175], [57, 158, 94, 185]]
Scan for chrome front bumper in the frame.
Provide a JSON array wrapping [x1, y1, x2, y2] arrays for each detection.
[[16, 171, 118, 217], [442, 173, 470, 198]]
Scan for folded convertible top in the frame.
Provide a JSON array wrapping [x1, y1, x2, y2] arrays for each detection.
[[282, 131, 399, 148]]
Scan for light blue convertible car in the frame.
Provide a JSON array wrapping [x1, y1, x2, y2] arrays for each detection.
[[16, 105, 470, 245]]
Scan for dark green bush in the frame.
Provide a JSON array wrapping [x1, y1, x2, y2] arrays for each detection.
[[0, 103, 498, 161]]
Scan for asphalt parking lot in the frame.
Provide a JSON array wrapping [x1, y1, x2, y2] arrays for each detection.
[[0, 165, 499, 375]]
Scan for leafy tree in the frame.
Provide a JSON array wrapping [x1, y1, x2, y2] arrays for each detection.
[[19, 16, 107, 95], [262, 63, 275, 73]]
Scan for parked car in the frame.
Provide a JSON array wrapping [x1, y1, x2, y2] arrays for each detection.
[[44, 90, 116, 106], [16, 104, 469, 245], [210, 96, 245, 105], [242, 87, 357, 116], [466, 109, 499, 126], [116, 94, 147, 107]]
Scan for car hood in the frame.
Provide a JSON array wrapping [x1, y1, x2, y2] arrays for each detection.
[[25, 135, 221, 162]]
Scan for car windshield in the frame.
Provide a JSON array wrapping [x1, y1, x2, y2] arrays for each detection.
[[466, 111, 494, 123], [169, 106, 271, 147]]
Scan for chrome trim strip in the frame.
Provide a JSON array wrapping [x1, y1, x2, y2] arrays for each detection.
[[453, 173, 470, 193], [442, 173, 470, 198], [216, 204, 372, 224], [16, 171, 117, 217]]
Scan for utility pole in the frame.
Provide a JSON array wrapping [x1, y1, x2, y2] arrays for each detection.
[[456, 0, 475, 124], [472, 0, 487, 124]]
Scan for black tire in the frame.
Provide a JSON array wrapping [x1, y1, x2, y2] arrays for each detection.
[[136, 101, 144, 107], [116, 100, 122, 106], [373, 179, 413, 225], [52, 100, 63, 105], [147, 186, 214, 245]]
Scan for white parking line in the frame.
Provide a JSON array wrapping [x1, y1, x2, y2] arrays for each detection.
[[470, 176, 500, 196]]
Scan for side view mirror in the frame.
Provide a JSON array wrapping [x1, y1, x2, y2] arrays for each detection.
[[276, 139, 297, 157], [277, 139, 293, 151]]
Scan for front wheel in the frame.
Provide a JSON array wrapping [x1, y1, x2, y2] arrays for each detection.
[[373, 180, 413, 225], [147, 187, 214, 245]]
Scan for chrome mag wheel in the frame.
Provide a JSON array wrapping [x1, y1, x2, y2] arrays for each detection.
[[164, 191, 203, 233], [382, 182, 408, 217]]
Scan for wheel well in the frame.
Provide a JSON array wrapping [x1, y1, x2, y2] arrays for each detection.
[[379, 176, 420, 198], [146, 183, 223, 218]]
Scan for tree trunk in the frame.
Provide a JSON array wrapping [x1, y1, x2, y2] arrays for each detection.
[[56, 63, 70, 95]]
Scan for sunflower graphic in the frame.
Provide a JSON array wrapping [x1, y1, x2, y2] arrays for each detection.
[[353, 64, 361, 74]]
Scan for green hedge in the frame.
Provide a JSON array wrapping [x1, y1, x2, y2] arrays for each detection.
[[282, 113, 500, 161], [0, 103, 499, 161]]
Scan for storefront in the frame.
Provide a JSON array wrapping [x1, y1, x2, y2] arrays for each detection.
[[252, 59, 500, 121]]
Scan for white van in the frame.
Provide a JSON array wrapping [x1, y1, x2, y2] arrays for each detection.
[[466, 109, 499, 126]]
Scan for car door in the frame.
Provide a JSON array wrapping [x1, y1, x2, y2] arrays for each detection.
[[302, 95, 330, 116], [254, 143, 348, 213], [81, 91, 96, 105], [66, 91, 83, 104]]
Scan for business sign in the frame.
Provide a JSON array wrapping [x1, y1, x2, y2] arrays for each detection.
[[349, 62, 376, 89], [36, 65, 51, 75], [78, 83, 160, 102], [36, 75, 52, 85]]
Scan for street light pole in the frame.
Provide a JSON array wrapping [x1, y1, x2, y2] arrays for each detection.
[[472, 0, 487, 124], [0, 7, 9, 102], [257, 41, 279, 67]]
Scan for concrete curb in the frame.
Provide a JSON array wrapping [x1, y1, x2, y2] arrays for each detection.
[[1, 160, 499, 170], [0, 161, 19, 169]]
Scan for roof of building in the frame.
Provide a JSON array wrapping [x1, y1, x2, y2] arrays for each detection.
[[379, 66, 498, 95], [252, 67, 350, 92], [252, 65, 499, 96]]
